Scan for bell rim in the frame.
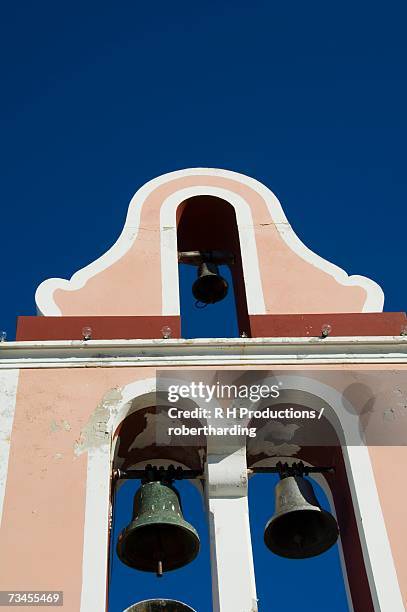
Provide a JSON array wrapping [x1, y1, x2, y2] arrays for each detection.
[[117, 521, 201, 571], [123, 600, 196, 612], [264, 508, 339, 559], [191, 276, 228, 304]]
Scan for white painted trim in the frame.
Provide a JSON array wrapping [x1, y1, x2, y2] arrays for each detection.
[[343, 446, 405, 611], [80, 446, 111, 612], [0, 369, 19, 527], [0, 336, 406, 369], [108, 378, 157, 435], [2, 336, 406, 349], [205, 445, 258, 611], [160, 186, 265, 315], [2, 356, 407, 369], [35, 168, 384, 316]]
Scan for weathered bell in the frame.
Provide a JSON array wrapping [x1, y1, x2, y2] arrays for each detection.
[[117, 481, 200, 574], [123, 599, 196, 611], [264, 475, 339, 559], [192, 261, 228, 304]]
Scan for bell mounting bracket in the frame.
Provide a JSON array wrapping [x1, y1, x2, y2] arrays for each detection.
[[113, 462, 334, 484], [112, 464, 203, 485], [250, 461, 335, 480], [178, 250, 235, 266]]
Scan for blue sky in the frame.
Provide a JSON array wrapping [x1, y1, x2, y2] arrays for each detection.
[[1, 1, 406, 340], [1, 2, 406, 610]]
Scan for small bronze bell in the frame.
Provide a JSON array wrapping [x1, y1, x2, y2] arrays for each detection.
[[123, 599, 196, 611], [117, 481, 200, 575], [192, 261, 228, 304], [264, 475, 339, 559]]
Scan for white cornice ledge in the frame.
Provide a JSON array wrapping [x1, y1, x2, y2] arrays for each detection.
[[0, 336, 406, 368]]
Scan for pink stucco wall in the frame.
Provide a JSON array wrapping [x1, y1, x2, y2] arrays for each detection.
[[0, 368, 154, 610], [51, 174, 367, 316], [1, 364, 406, 610]]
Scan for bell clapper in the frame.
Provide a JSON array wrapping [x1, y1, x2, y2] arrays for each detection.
[[156, 529, 164, 578]]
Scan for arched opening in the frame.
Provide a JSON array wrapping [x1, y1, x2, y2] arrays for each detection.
[[176, 195, 250, 338], [108, 479, 210, 612], [237, 368, 378, 611], [107, 402, 210, 612], [248, 471, 350, 611], [247, 430, 375, 609], [99, 372, 389, 611]]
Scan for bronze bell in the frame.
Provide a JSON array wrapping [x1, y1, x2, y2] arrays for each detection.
[[117, 481, 200, 575], [124, 599, 196, 611], [192, 261, 228, 304], [264, 475, 339, 559]]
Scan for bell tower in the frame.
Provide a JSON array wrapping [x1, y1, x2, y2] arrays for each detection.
[[1, 168, 406, 611]]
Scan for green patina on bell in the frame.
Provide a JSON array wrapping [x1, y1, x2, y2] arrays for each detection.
[[117, 481, 200, 575]]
